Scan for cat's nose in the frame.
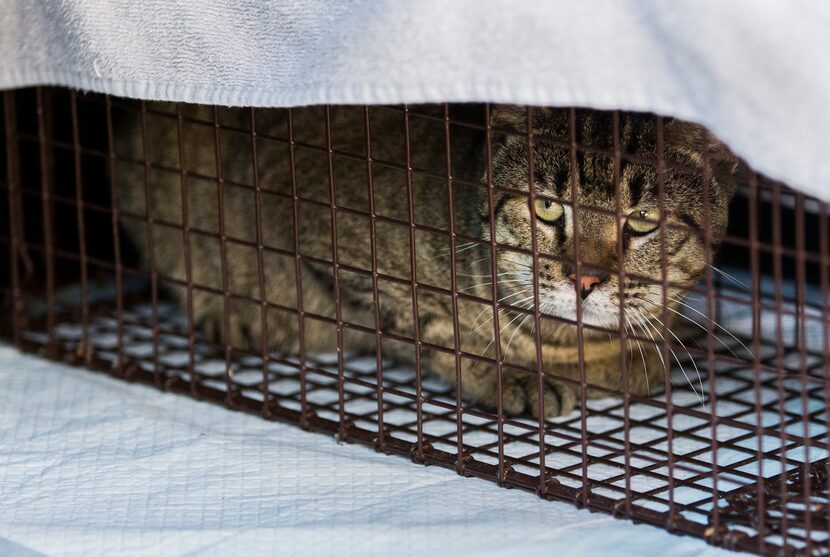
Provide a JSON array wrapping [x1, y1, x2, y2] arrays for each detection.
[[567, 273, 606, 300]]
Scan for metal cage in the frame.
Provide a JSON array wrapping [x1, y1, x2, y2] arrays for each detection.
[[2, 87, 828, 556]]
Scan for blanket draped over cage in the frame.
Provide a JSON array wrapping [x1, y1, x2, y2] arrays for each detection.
[[1, 0, 829, 202]]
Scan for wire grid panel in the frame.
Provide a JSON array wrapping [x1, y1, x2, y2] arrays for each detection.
[[2, 87, 829, 556]]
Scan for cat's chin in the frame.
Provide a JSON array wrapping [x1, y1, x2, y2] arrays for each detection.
[[541, 288, 623, 332], [575, 306, 623, 331]]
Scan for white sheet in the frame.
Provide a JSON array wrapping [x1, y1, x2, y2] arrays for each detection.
[[1, 1, 829, 201], [0, 345, 746, 557]]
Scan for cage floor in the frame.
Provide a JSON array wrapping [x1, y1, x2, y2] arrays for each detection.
[[12, 273, 830, 555]]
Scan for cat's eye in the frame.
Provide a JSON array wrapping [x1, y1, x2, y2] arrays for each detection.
[[534, 199, 564, 223], [626, 208, 661, 235]]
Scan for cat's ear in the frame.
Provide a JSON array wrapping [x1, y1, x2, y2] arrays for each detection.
[[665, 118, 739, 208], [664, 118, 739, 177], [489, 105, 527, 131]]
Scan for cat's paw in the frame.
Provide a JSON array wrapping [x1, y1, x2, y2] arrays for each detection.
[[198, 310, 257, 350], [503, 375, 577, 420], [538, 381, 577, 419]]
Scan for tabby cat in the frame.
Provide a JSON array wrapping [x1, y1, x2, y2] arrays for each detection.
[[116, 104, 737, 419]]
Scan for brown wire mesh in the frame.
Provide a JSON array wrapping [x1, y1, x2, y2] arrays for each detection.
[[2, 87, 829, 556]]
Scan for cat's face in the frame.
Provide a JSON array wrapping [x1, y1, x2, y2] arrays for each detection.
[[480, 107, 737, 333]]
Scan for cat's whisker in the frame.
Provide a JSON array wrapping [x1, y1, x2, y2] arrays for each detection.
[[500, 256, 533, 269], [468, 291, 533, 331], [467, 313, 495, 338], [481, 309, 530, 357], [469, 289, 532, 322], [466, 292, 534, 336], [633, 311, 698, 404], [707, 264, 751, 295], [451, 241, 477, 250], [462, 254, 530, 271], [554, 322, 568, 340], [463, 257, 491, 270], [635, 308, 705, 409], [626, 333, 636, 393], [458, 254, 531, 284], [504, 313, 534, 358], [640, 297, 743, 361], [664, 295, 753, 359], [628, 311, 666, 386], [455, 271, 528, 279], [631, 313, 675, 401], [434, 241, 479, 259], [467, 304, 506, 337], [632, 310, 704, 407], [459, 255, 525, 276], [478, 292, 539, 356], [536, 299, 567, 340], [624, 317, 651, 398], [468, 308, 513, 343], [457, 278, 527, 293], [632, 323, 651, 397]]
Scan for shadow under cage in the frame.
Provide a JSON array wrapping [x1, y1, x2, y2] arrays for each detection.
[[1, 87, 829, 556]]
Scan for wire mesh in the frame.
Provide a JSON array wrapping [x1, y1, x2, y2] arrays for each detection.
[[2, 87, 828, 556]]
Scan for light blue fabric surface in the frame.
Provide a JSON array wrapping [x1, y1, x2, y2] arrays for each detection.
[[0, 345, 745, 557]]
